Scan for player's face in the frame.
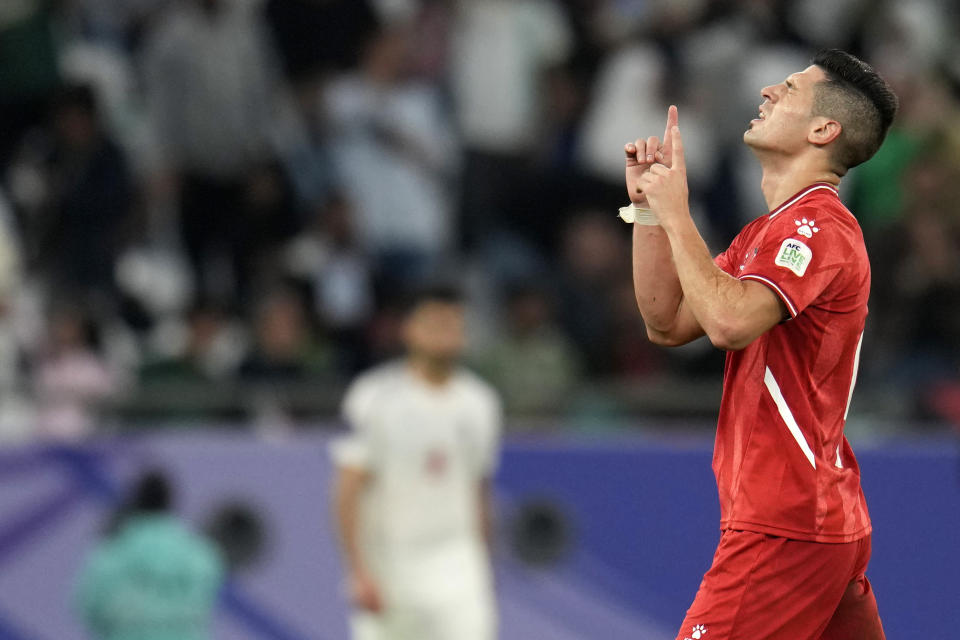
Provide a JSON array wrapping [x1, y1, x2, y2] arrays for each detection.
[[744, 65, 826, 154], [403, 301, 466, 363]]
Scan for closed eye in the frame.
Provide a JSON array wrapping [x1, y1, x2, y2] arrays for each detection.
[[785, 80, 795, 90]]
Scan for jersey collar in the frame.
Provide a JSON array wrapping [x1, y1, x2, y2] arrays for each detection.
[[768, 182, 840, 219]]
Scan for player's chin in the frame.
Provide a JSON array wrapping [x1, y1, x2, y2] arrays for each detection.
[[743, 125, 764, 144]]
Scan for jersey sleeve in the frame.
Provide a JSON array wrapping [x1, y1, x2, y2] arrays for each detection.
[[329, 377, 380, 471], [714, 246, 736, 276], [738, 205, 851, 318], [714, 224, 748, 276]]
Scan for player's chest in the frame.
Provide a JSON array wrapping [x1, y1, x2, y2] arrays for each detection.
[[377, 397, 483, 476], [734, 222, 772, 274]]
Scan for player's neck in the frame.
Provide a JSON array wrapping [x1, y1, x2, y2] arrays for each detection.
[[759, 158, 840, 212], [407, 355, 455, 387]]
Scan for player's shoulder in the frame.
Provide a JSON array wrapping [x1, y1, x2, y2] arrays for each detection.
[[774, 188, 864, 245], [794, 185, 857, 219], [453, 368, 502, 407], [344, 360, 408, 403]]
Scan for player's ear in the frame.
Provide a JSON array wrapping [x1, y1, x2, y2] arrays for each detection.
[[808, 117, 841, 147]]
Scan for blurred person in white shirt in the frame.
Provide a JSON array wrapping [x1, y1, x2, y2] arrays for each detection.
[[331, 283, 502, 640], [141, 0, 290, 306], [449, 0, 572, 248], [325, 24, 458, 285]]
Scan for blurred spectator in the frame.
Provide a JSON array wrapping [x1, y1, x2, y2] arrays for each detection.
[[140, 303, 234, 384], [9, 84, 133, 303], [284, 193, 375, 374], [606, 277, 667, 380], [33, 304, 121, 440], [142, 0, 290, 307], [450, 0, 572, 247], [240, 160, 301, 284], [273, 71, 338, 216], [58, 0, 172, 50], [556, 210, 630, 375], [0, 0, 60, 171], [239, 286, 331, 382], [475, 283, 580, 415], [0, 188, 32, 440], [578, 42, 669, 186], [848, 69, 947, 237], [264, 0, 380, 80], [0, 190, 23, 370], [450, 0, 571, 155], [868, 147, 960, 396], [76, 470, 225, 640], [324, 23, 458, 285]]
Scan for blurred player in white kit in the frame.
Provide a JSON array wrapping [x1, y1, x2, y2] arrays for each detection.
[[331, 284, 502, 640]]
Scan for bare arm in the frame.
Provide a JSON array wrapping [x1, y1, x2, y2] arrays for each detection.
[[662, 216, 785, 350], [632, 223, 706, 345], [628, 106, 705, 346], [332, 465, 382, 612], [478, 478, 494, 548], [637, 119, 786, 351]]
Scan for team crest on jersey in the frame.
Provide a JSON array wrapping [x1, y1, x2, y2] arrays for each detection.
[[775, 238, 812, 276], [794, 217, 819, 238], [425, 448, 448, 477], [684, 624, 707, 639]]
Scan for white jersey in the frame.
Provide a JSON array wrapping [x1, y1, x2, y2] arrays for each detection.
[[331, 360, 502, 575]]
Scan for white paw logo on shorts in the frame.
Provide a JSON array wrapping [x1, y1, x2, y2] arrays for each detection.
[[794, 218, 819, 239], [684, 624, 707, 639]]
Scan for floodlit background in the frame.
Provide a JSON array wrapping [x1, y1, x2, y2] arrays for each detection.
[[0, 0, 958, 638]]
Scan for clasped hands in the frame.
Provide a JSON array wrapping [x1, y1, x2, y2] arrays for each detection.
[[624, 105, 691, 229]]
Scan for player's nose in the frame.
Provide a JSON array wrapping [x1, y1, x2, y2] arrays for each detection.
[[760, 84, 778, 102]]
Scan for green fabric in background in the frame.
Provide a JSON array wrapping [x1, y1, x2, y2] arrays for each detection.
[[76, 515, 225, 640], [850, 129, 925, 232], [0, 4, 60, 103]]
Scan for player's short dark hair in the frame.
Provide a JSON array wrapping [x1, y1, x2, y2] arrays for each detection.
[[811, 49, 899, 174], [401, 281, 464, 315], [129, 470, 173, 513]]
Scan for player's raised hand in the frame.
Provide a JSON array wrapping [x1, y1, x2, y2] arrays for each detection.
[[636, 116, 690, 228], [625, 105, 680, 206]]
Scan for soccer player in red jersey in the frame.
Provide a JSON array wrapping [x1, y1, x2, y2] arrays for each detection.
[[624, 50, 898, 639]]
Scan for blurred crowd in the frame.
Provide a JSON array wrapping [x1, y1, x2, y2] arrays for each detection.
[[1, 0, 959, 439]]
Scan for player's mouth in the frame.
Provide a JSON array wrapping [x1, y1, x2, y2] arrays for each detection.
[[750, 107, 767, 126]]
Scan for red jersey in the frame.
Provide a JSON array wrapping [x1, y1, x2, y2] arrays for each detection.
[[713, 183, 872, 543]]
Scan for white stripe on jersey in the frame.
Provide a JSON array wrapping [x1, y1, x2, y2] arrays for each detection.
[[739, 274, 798, 317], [843, 331, 865, 421], [764, 366, 817, 469]]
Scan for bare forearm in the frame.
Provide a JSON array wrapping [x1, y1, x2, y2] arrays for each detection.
[[634, 115, 783, 350], [478, 480, 493, 548], [333, 473, 367, 574], [632, 223, 684, 332], [663, 217, 761, 348]]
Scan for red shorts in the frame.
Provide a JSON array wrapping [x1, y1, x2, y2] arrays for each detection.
[[676, 531, 884, 640]]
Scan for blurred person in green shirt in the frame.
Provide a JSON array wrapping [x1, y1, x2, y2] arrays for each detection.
[[75, 470, 225, 640]]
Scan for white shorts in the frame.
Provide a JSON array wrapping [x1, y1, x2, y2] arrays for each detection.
[[350, 593, 495, 640], [351, 543, 496, 640]]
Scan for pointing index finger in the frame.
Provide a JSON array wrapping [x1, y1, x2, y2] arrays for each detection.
[[671, 125, 685, 170], [663, 105, 679, 143]]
